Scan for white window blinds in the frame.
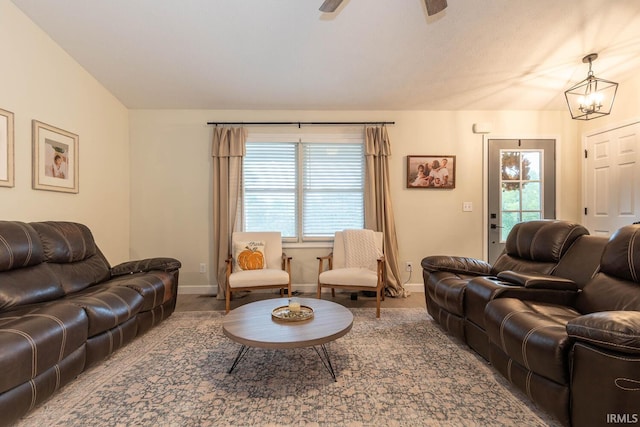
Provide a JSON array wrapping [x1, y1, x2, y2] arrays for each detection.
[[302, 143, 364, 238], [243, 137, 364, 241], [243, 142, 297, 238]]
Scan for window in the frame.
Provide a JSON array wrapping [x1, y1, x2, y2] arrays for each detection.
[[243, 134, 364, 242], [499, 149, 544, 241]]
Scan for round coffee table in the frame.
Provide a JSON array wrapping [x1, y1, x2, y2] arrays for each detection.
[[223, 297, 353, 381]]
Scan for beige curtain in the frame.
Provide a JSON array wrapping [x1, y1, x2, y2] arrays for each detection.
[[364, 125, 408, 297], [212, 126, 246, 299]]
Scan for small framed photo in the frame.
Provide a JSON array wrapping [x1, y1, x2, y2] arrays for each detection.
[[407, 155, 455, 189], [0, 108, 14, 188], [32, 120, 79, 193]]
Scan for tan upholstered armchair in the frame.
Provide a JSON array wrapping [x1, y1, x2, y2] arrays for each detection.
[[317, 230, 385, 318], [225, 231, 292, 313]]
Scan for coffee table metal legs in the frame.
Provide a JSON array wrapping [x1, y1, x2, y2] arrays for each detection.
[[227, 344, 338, 381], [313, 344, 337, 382], [228, 344, 250, 374]]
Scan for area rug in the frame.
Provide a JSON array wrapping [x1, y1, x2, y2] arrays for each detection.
[[15, 308, 559, 426]]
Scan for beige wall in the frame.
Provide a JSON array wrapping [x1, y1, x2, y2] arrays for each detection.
[[129, 109, 580, 294], [0, 1, 131, 264]]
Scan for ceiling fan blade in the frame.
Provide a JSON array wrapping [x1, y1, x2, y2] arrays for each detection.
[[424, 0, 447, 16], [319, 0, 344, 13]]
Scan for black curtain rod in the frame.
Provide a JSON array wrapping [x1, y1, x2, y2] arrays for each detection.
[[206, 121, 394, 127]]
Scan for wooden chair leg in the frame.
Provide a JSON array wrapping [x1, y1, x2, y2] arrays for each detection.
[[331, 288, 335, 297], [226, 289, 231, 313], [376, 288, 381, 318]]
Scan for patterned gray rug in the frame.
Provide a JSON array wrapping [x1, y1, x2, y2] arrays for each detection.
[[16, 308, 559, 426]]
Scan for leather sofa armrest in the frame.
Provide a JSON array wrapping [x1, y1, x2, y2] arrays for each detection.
[[496, 270, 578, 290], [421, 256, 492, 276], [567, 311, 640, 355], [111, 257, 182, 276], [467, 276, 578, 308]]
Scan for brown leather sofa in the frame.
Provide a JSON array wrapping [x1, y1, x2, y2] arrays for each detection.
[[421, 220, 591, 345], [484, 224, 640, 426], [422, 220, 640, 426], [464, 232, 608, 360], [0, 221, 181, 426]]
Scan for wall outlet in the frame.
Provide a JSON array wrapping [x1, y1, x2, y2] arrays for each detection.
[[463, 201, 473, 212], [405, 261, 413, 272], [199, 263, 206, 273]]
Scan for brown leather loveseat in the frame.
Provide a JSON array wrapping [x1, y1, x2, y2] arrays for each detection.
[[0, 221, 181, 426], [422, 220, 640, 426], [484, 224, 640, 426], [421, 220, 595, 351]]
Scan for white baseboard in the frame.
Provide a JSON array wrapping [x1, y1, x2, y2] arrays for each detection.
[[179, 282, 424, 295]]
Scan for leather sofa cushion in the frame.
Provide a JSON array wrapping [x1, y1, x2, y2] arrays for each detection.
[[43, 254, 111, 295], [31, 222, 99, 263], [0, 222, 66, 310], [576, 224, 640, 314], [599, 225, 640, 283], [0, 302, 88, 394], [492, 220, 588, 273], [465, 277, 578, 329], [106, 272, 175, 312], [567, 311, 640, 354], [0, 264, 64, 311], [0, 221, 44, 271], [485, 298, 580, 385], [552, 235, 608, 288], [31, 222, 111, 294], [66, 285, 144, 337], [577, 273, 640, 314]]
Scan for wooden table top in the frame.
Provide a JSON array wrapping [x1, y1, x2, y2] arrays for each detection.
[[222, 298, 353, 349]]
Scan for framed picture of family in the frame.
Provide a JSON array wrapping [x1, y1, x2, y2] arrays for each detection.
[[406, 155, 456, 189], [32, 120, 79, 193]]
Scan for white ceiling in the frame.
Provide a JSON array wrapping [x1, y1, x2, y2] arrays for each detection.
[[11, 0, 640, 111]]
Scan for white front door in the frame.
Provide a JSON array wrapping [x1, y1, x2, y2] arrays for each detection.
[[584, 122, 640, 235]]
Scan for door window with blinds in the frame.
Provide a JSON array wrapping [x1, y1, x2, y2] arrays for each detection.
[[243, 133, 364, 242]]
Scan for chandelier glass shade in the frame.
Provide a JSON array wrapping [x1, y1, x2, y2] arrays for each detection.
[[564, 53, 618, 121]]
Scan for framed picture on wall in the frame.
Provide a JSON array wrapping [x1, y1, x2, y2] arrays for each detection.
[[32, 120, 79, 193], [407, 155, 456, 189], [0, 108, 14, 188]]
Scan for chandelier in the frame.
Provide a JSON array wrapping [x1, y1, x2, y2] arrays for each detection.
[[564, 53, 618, 120]]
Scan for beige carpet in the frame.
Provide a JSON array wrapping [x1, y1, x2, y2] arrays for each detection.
[[16, 308, 559, 426]]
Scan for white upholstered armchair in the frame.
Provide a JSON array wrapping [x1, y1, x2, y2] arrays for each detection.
[[317, 230, 385, 318], [225, 231, 292, 313]]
